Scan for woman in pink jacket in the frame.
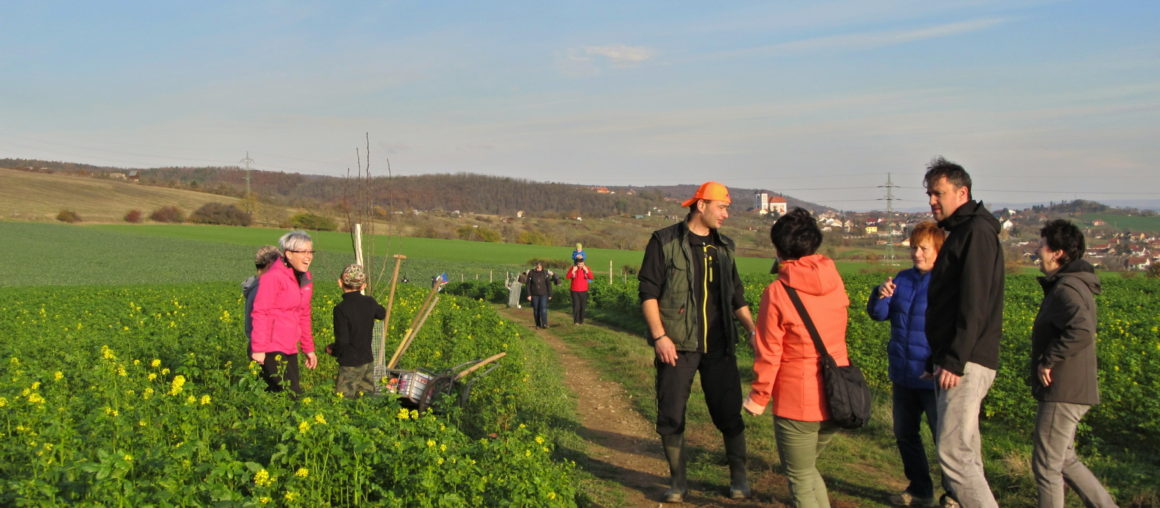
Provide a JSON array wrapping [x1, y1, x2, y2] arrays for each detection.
[[250, 230, 318, 394], [744, 208, 850, 508]]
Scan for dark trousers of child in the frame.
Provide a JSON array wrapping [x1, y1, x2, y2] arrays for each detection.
[[259, 353, 301, 394], [336, 362, 375, 398]]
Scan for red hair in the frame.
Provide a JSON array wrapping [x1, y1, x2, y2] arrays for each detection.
[[909, 221, 945, 251]]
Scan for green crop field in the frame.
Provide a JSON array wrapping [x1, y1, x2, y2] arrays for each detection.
[[4, 221, 878, 289], [6, 220, 1157, 506], [1077, 212, 1160, 233]]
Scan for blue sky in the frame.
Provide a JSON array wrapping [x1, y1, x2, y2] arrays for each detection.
[[1, 1, 1156, 211]]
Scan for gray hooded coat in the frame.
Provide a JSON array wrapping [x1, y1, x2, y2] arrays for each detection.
[[1029, 259, 1101, 405]]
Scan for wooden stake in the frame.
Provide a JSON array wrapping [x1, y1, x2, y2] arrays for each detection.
[[374, 254, 406, 369], [453, 352, 507, 381]]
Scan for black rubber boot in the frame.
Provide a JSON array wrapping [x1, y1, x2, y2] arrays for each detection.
[[724, 432, 750, 499], [661, 433, 687, 503]]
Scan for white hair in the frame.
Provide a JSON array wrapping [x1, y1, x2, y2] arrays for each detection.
[[278, 230, 313, 253]]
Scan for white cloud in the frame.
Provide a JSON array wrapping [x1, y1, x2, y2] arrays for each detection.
[[583, 44, 656, 66]]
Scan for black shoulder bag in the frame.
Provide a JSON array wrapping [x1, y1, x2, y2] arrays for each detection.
[[784, 284, 872, 429]]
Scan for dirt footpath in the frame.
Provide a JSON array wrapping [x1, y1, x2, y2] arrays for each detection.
[[499, 307, 788, 507]]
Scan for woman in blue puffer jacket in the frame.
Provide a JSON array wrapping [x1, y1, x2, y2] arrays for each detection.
[[867, 221, 946, 507]]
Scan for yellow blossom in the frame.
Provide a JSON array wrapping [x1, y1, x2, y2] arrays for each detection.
[[295, 467, 309, 478], [148, 373, 157, 381], [313, 414, 327, 425], [259, 496, 271, 504], [427, 439, 436, 447], [123, 454, 133, 462], [284, 491, 298, 502], [169, 375, 186, 396], [535, 435, 545, 444], [30, 381, 41, 390], [27, 393, 45, 405], [0, 397, 7, 408], [161, 368, 170, 375], [301, 397, 312, 404], [117, 366, 127, 377], [396, 408, 411, 420], [298, 421, 310, 434], [150, 359, 161, 368], [101, 345, 115, 360], [53, 371, 63, 381], [139, 420, 147, 427], [440, 444, 447, 452], [253, 469, 273, 487], [143, 388, 154, 399], [186, 395, 196, 404], [200, 395, 211, 405]]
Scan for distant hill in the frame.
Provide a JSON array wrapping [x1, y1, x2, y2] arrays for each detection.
[[0, 158, 829, 217], [0, 167, 253, 223], [612, 184, 831, 213]]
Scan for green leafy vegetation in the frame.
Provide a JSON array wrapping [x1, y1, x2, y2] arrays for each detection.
[[0, 282, 579, 505]]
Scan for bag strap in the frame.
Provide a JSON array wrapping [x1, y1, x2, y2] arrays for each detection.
[[783, 283, 833, 360]]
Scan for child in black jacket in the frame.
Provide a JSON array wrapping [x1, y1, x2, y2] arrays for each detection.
[[328, 264, 386, 398]]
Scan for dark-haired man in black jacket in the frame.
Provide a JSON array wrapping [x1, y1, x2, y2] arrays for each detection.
[[923, 157, 1004, 508]]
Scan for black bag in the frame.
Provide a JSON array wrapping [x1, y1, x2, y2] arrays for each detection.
[[785, 285, 872, 429]]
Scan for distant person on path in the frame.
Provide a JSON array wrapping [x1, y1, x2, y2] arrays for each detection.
[[923, 157, 1004, 508], [639, 181, 757, 502], [1028, 220, 1116, 508], [506, 272, 523, 309], [566, 256, 595, 324], [744, 208, 850, 508], [250, 230, 319, 395], [242, 245, 282, 356], [867, 221, 947, 507], [327, 264, 386, 399], [524, 262, 558, 329]]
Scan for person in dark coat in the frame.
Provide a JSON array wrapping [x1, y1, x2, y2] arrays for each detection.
[[328, 264, 386, 399], [524, 262, 558, 329], [923, 157, 1004, 508], [1028, 220, 1115, 508], [867, 221, 947, 507], [640, 182, 757, 502]]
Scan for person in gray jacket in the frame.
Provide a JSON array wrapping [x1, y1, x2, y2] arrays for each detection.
[[1029, 220, 1116, 508]]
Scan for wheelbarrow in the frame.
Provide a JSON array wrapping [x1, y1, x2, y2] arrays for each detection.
[[381, 352, 506, 412]]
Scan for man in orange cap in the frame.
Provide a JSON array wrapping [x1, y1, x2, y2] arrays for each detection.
[[638, 181, 757, 502]]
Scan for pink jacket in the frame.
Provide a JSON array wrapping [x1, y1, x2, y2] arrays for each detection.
[[744, 254, 850, 421], [250, 257, 315, 355]]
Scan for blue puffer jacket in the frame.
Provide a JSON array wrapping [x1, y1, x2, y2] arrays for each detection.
[[866, 267, 936, 390]]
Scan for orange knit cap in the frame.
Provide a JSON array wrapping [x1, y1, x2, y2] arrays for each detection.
[[681, 181, 732, 207]]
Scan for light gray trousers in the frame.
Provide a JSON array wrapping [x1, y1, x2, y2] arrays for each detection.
[[936, 362, 998, 508], [1032, 401, 1117, 508]]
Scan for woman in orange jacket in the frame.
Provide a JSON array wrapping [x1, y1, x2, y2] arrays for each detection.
[[744, 208, 850, 508]]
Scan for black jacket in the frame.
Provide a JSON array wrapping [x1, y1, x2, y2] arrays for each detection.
[[1029, 259, 1100, 405], [925, 200, 1005, 375], [331, 292, 386, 367], [523, 268, 559, 297]]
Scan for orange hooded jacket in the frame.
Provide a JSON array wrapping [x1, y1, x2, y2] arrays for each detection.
[[743, 254, 850, 421]]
